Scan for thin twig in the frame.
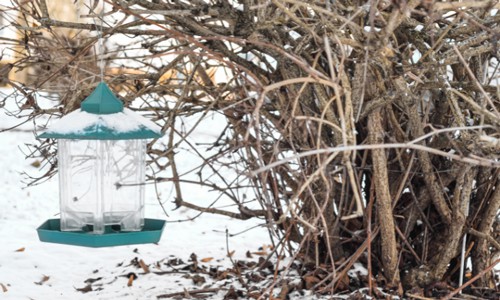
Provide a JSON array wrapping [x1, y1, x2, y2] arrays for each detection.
[[156, 287, 223, 299], [467, 228, 500, 250], [250, 125, 498, 176], [441, 259, 500, 300]]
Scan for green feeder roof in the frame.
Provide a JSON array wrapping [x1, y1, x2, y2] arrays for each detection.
[[81, 81, 124, 114], [39, 82, 162, 140]]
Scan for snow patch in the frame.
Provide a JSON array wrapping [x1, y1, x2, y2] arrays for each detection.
[[42, 108, 161, 135], [348, 262, 368, 277]]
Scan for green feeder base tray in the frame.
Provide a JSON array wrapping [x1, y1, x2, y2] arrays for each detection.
[[37, 218, 166, 247]]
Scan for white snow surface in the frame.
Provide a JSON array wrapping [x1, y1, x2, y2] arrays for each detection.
[[42, 108, 161, 135]]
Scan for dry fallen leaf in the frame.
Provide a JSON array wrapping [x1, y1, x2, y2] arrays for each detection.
[[262, 244, 274, 251], [303, 275, 320, 289], [336, 274, 350, 290], [247, 291, 261, 299], [0, 283, 7, 293], [15, 247, 25, 252], [126, 273, 137, 287], [30, 160, 41, 168], [191, 274, 206, 286], [227, 250, 235, 257], [252, 251, 268, 256], [200, 257, 213, 263], [216, 271, 230, 280], [84, 277, 102, 284], [34, 275, 50, 285], [139, 259, 150, 273], [75, 284, 92, 293]]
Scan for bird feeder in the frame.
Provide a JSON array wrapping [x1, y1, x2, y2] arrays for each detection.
[[37, 82, 165, 247]]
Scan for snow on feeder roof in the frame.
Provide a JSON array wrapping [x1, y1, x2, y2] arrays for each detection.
[[39, 82, 162, 140]]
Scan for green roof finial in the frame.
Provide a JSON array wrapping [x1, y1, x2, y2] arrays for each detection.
[[81, 82, 124, 114]]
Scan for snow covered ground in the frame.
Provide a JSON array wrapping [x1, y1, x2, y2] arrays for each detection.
[[0, 91, 272, 299]]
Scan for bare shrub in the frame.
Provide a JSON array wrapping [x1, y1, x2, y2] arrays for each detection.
[[1, 0, 499, 297]]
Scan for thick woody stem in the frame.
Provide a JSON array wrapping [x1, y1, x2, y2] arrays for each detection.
[[395, 77, 452, 224], [472, 180, 500, 285], [368, 109, 400, 285]]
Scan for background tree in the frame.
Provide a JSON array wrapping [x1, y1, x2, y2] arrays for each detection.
[[1, 0, 499, 297]]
